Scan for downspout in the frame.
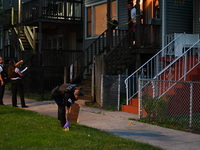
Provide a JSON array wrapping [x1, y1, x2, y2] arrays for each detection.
[[162, 0, 166, 48], [17, 0, 21, 56]]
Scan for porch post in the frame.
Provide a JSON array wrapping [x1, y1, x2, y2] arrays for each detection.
[[107, 0, 112, 49], [162, 0, 166, 48], [18, 0, 21, 24], [136, 0, 141, 46]]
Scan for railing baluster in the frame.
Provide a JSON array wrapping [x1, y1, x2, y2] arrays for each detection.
[[125, 34, 200, 102]]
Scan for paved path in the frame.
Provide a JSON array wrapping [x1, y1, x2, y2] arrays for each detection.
[[2, 90, 200, 150]]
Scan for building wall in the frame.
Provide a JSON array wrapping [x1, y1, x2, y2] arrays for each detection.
[[166, 0, 193, 34], [194, 0, 200, 34]]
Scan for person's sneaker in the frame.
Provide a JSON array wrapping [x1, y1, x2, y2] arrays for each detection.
[[63, 121, 70, 128], [22, 105, 28, 108], [13, 105, 18, 107], [63, 127, 69, 131]]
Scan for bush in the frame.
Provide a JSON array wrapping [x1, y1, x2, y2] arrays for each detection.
[[142, 95, 169, 121]]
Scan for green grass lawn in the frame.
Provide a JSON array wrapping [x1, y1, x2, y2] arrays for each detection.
[[0, 105, 162, 150]]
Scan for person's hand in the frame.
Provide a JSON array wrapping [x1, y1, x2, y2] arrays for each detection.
[[19, 60, 23, 64]]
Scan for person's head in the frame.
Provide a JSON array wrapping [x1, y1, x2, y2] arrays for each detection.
[[0, 57, 3, 64], [73, 86, 84, 99], [127, 2, 133, 10], [8, 60, 15, 67]]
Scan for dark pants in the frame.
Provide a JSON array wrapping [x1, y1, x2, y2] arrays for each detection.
[[54, 98, 66, 127], [11, 79, 26, 107], [0, 84, 5, 104]]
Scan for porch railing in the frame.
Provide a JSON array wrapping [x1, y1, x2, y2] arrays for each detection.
[[70, 29, 128, 81], [154, 39, 200, 97], [21, 0, 83, 22], [124, 33, 200, 104], [125, 33, 200, 105]]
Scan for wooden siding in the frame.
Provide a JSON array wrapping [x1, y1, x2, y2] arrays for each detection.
[[194, 0, 200, 34], [166, 0, 193, 34], [85, 0, 115, 6], [85, 0, 101, 6], [117, 0, 129, 30]]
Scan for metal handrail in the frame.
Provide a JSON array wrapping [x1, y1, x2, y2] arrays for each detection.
[[154, 39, 200, 97], [124, 33, 185, 104], [69, 29, 128, 82]]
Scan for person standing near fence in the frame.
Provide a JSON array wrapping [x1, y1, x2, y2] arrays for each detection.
[[0, 57, 7, 105], [7, 60, 28, 108]]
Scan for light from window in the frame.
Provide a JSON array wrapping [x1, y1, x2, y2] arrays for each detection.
[[87, 7, 92, 37], [87, 1, 116, 37]]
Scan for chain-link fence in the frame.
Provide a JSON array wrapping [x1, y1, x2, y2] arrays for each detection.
[[139, 79, 200, 130], [101, 75, 128, 110]]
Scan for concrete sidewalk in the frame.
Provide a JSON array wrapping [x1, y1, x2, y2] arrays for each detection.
[[2, 90, 200, 150]]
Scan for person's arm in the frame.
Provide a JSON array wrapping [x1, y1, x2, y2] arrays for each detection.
[[0, 67, 4, 85], [0, 74, 4, 85], [15, 68, 23, 77], [15, 60, 23, 67]]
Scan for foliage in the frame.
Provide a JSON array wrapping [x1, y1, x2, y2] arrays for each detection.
[[0, 105, 161, 150], [142, 95, 156, 118], [154, 96, 169, 121], [142, 95, 169, 121]]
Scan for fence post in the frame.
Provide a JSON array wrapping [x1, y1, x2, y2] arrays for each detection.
[[100, 75, 104, 107], [117, 74, 120, 111], [189, 82, 193, 128], [138, 77, 142, 119]]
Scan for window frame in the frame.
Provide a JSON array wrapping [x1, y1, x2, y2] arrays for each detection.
[[85, 0, 117, 39]]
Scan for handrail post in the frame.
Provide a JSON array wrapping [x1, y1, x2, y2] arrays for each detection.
[[125, 80, 129, 105], [138, 77, 142, 119], [189, 82, 193, 128]]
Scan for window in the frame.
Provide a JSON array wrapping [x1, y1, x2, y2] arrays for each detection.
[[86, 1, 117, 38], [87, 7, 92, 37], [66, 1, 82, 19], [47, 35, 63, 50]]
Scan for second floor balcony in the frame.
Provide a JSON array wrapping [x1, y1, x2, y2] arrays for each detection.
[[21, 0, 83, 24]]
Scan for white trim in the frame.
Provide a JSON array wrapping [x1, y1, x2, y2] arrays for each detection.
[[85, 0, 107, 7]]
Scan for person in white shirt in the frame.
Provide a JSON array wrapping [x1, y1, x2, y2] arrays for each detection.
[[8, 60, 28, 108]]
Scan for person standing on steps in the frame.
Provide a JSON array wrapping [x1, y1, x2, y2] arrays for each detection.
[[125, 2, 143, 46], [0, 57, 7, 105], [7, 60, 28, 108]]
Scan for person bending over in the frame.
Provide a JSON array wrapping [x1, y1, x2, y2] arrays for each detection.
[[51, 84, 83, 129]]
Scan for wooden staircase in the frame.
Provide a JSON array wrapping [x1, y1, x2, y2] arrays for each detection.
[[122, 56, 200, 114], [20, 28, 33, 51], [76, 74, 94, 105]]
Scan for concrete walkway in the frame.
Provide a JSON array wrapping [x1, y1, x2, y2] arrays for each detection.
[[2, 90, 200, 150]]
